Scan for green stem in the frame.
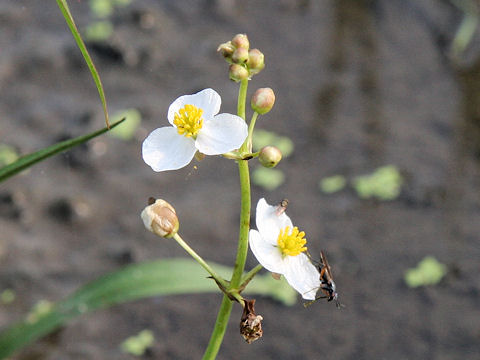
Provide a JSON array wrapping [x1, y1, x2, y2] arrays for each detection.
[[202, 79, 250, 360], [172, 233, 229, 290], [240, 264, 263, 288], [201, 295, 233, 360], [246, 112, 259, 152]]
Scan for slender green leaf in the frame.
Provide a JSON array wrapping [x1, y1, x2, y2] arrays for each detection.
[[0, 118, 125, 183], [0, 258, 295, 359], [56, 0, 110, 127]]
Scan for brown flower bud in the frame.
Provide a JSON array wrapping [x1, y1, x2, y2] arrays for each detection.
[[251, 88, 275, 114], [231, 34, 250, 50], [229, 64, 249, 82], [246, 49, 265, 75], [217, 41, 235, 60], [258, 146, 282, 168], [240, 299, 263, 344], [141, 198, 179, 238]]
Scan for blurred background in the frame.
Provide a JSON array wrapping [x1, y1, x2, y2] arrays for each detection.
[[1, 0, 480, 359]]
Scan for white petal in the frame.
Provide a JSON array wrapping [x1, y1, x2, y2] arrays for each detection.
[[195, 113, 247, 155], [283, 254, 321, 300], [249, 229, 285, 274], [142, 127, 196, 171], [167, 88, 221, 125], [256, 198, 293, 245]]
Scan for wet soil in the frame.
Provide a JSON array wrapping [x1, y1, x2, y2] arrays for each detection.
[[1, 1, 480, 359]]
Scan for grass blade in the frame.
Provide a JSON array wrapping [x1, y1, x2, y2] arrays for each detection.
[[0, 118, 125, 183], [0, 258, 294, 358], [56, 0, 110, 128]]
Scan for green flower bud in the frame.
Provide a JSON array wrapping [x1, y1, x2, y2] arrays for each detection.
[[231, 34, 250, 50], [247, 49, 265, 75], [258, 146, 282, 168], [141, 198, 179, 238], [232, 47, 249, 64], [251, 88, 275, 114], [229, 64, 249, 82]]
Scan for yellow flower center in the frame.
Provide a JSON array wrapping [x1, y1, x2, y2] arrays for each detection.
[[277, 226, 307, 257], [173, 104, 204, 138]]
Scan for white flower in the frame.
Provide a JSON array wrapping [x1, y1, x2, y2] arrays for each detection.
[[249, 198, 320, 300], [142, 88, 248, 172]]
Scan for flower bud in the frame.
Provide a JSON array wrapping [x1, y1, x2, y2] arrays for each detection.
[[229, 64, 249, 82], [240, 299, 263, 344], [141, 198, 179, 238], [246, 49, 265, 74], [251, 88, 275, 114], [231, 34, 249, 50], [258, 146, 282, 168], [217, 41, 235, 61], [232, 47, 249, 64]]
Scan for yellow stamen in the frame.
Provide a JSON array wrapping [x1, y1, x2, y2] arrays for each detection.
[[173, 104, 204, 138], [277, 226, 307, 257]]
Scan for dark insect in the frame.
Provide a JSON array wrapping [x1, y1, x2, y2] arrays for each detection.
[[305, 251, 343, 308], [275, 199, 289, 216]]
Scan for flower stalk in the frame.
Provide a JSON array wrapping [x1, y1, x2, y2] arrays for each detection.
[[202, 78, 251, 360], [172, 233, 229, 291]]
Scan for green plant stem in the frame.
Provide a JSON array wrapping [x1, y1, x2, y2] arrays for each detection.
[[240, 264, 263, 288], [202, 79, 250, 360], [246, 112, 259, 152], [172, 233, 229, 290]]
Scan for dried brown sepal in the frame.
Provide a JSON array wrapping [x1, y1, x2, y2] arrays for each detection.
[[240, 299, 263, 344], [271, 272, 282, 280], [206, 276, 235, 301]]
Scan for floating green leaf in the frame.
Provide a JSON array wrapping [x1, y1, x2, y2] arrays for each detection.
[[0, 118, 125, 183], [404, 256, 447, 288], [26, 300, 54, 324], [352, 165, 403, 200], [108, 109, 142, 140], [319, 175, 347, 194], [113, 0, 132, 6], [0, 258, 295, 359], [85, 20, 114, 42], [253, 129, 294, 158], [0, 145, 19, 168], [0, 289, 16, 305], [252, 167, 285, 191], [89, 0, 114, 18], [121, 330, 154, 356]]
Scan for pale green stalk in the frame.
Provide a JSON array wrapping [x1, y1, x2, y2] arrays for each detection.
[[202, 79, 250, 360], [246, 112, 259, 152], [240, 264, 263, 288], [172, 233, 229, 290]]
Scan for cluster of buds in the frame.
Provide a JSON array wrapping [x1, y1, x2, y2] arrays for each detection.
[[217, 34, 265, 82]]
